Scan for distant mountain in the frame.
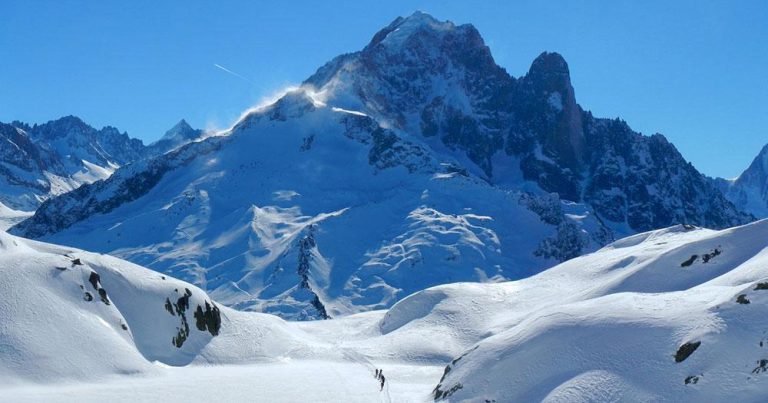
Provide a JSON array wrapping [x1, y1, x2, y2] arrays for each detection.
[[0, 116, 202, 210], [715, 144, 768, 218], [11, 12, 752, 320], [146, 119, 205, 157]]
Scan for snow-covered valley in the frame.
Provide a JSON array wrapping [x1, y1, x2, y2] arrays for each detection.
[[4, 215, 768, 401]]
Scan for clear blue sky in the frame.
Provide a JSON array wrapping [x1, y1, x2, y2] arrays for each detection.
[[1, 1, 766, 178]]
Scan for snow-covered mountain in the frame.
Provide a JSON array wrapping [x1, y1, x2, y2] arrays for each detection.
[[304, 11, 749, 232], [11, 12, 752, 320], [0, 116, 202, 211], [3, 218, 768, 401], [12, 94, 586, 320], [715, 144, 768, 218], [145, 119, 205, 158]]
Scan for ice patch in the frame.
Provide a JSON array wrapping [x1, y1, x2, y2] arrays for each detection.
[[548, 91, 563, 111]]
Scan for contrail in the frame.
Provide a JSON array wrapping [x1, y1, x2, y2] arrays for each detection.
[[213, 63, 257, 86]]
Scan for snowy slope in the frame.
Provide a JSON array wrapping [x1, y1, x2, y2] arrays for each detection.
[[0, 201, 32, 231], [0, 230, 329, 384], [12, 91, 607, 320], [3, 217, 768, 401], [378, 219, 768, 401], [0, 231, 444, 400]]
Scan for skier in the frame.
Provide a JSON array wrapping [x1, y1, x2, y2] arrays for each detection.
[[380, 374, 385, 391], [374, 369, 380, 379]]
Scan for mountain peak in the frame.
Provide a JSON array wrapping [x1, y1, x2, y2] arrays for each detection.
[[365, 11, 464, 50], [736, 143, 768, 184], [161, 119, 198, 141], [526, 51, 572, 92], [48, 115, 90, 129], [395, 10, 446, 30], [145, 118, 204, 156], [169, 118, 192, 133]]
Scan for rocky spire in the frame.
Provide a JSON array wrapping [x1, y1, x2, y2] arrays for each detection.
[[521, 51, 585, 171]]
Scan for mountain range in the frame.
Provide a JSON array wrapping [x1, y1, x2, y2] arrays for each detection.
[[0, 116, 204, 212], [7, 12, 762, 321]]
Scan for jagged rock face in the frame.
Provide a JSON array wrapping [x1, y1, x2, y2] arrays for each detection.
[[31, 115, 145, 166], [580, 118, 752, 231], [0, 116, 143, 209], [715, 144, 768, 218], [0, 123, 58, 200], [514, 52, 585, 173], [0, 116, 204, 210], [305, 12, 512, 175], [0, 123, 52, 173], [304, 12, 749, 232]]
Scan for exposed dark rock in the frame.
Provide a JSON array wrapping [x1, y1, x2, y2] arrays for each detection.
[[681, 255, 698, 268], [71, 258, 83, 266], [684, 375, 700, 385], [702, 248, 721, 263], [170, 288, 193, 347], [83, 292, 93, 302], [193, 301, 222, 336], [174, 288, 192, 316], [86, 270, 110, 305], [164, 298, 175, 315], [675, 341, 701, 363], [737, 294, 751, 304], [88, 271, 100, 290], [98, 288, 110, 305], [752, 359, 768, 374], [292, 226, 331, 320], [172, 314, 190, 348], [755, 282, 768, 290], [300, 134, 314, 151], [310, 295, 330, 320], [168, 288, 221, 347], [433, 383, 463, 400], [432, 346, 477, 400]]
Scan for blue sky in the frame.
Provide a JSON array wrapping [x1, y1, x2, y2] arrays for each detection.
[[0, 1, 766, 178]]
